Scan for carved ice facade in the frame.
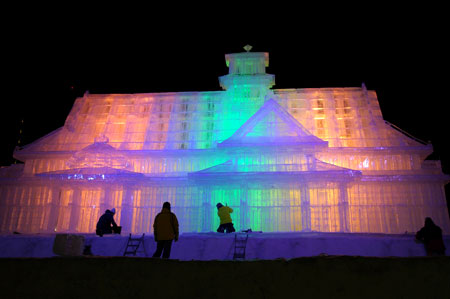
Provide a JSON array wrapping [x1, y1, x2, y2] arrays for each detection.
[[1, 49, 449, 234]]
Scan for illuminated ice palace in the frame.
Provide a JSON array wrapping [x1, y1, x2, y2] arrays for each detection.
[[1, 49, 449, 236]]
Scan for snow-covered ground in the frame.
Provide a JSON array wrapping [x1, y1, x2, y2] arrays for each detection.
[[1, 232, 448, 260]]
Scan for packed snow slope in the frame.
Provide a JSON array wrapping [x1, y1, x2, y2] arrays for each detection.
[[1, 232, 449, 259]]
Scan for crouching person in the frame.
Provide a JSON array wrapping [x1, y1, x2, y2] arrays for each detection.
[[96, 208, 122, 237], [216, 203, 235, 233], [152, 202, 179, 259]]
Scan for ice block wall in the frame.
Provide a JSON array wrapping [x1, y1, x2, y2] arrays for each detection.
[[2, 174, 448, 234], [2, 49, 449, 235]]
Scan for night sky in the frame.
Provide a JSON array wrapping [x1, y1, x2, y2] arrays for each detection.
[[2, 14, 449, 179]]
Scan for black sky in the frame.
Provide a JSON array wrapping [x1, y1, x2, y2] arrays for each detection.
[[2, 11, 449, 177]]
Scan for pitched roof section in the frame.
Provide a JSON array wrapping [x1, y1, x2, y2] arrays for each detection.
[[219, 98, 328, 148], [65, 137, 132, 170], [189, 159, 362, 181]]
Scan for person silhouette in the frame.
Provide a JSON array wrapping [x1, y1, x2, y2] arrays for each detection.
[[96, 208, 121, 237], [415, 217, 446, 256], [152, 202, 179, 259]]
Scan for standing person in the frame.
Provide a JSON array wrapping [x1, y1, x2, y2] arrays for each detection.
[[415, 217, 446, 256], [152, 202, 179, 259], [216, 203, 235, 233]]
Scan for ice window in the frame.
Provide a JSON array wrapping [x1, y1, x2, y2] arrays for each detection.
[[314, 99, 325, 114]]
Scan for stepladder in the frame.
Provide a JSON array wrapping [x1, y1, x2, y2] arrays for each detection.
[[233, 233, 249, 260], [123, 233, 148, 257]]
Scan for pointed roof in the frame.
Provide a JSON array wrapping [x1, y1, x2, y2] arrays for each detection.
[[189, 159, 361, 182], [219, 98, 328, 148], [66, 136, 132, 170]]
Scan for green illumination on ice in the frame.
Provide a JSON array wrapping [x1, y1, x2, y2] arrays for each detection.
[[208, 187, 303, 232], [217, 50, 275, 143]]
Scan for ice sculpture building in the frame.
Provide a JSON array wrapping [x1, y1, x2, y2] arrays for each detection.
[[1, 48, 449, 235]]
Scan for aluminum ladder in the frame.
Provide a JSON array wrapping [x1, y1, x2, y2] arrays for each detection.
[[123, 233, 148, 257], [233, 233, 249, 260]]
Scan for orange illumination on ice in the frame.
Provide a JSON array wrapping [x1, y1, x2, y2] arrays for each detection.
[[3, 51, 449, 235]]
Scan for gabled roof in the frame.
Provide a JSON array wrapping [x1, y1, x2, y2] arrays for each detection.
[[219, 98, 328, 148], [191, 159, 358, 174], [66, 137, 131, 170], [189, 158, 361, 181]]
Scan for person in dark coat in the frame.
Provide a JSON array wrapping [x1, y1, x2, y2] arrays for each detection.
[[96, 208, 121, 237], [415, 217, 446, 256], [152, 202, 179, 259]]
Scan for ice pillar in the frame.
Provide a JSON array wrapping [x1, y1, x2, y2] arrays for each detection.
[[301, 185, 311, 232], [120, 187, 134, 235], [338, 183, 350, 232]]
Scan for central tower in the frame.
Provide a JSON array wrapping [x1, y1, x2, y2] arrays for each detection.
[[218, 45, 276, 141]]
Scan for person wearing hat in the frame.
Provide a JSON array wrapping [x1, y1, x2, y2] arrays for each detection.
[[96, 208, 121, 237], [152, 202, 179, 258], [216, 203, 235, 233]]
